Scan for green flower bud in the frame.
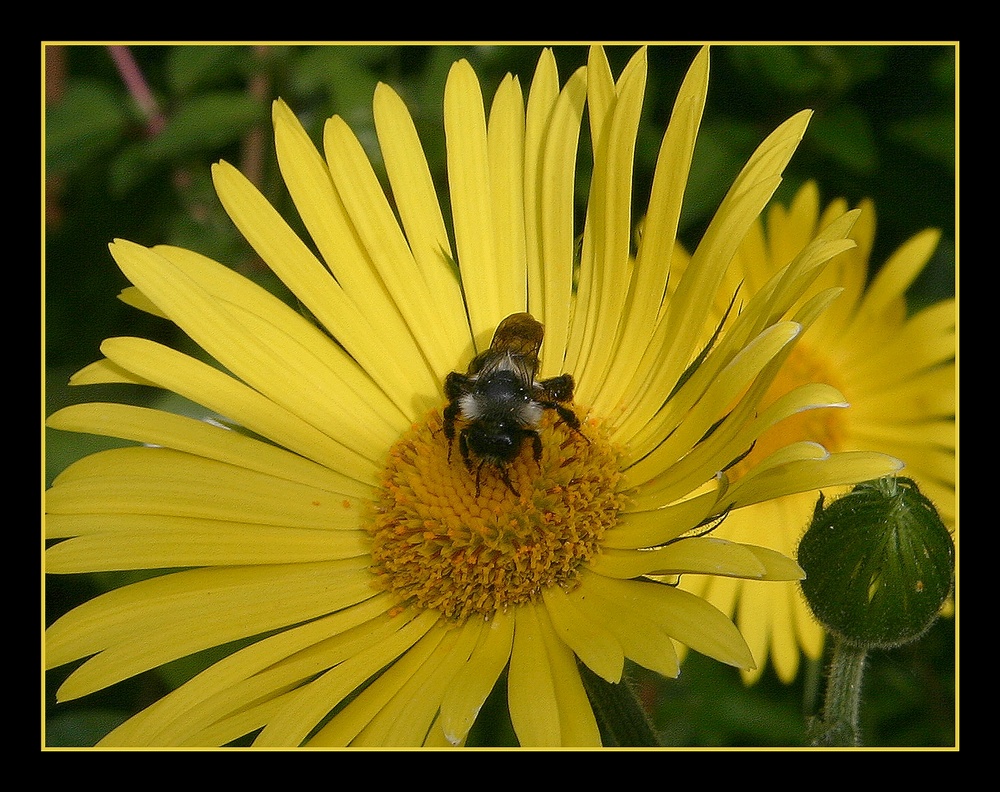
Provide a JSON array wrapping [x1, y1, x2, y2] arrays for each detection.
[[798, 477, 953, 650]]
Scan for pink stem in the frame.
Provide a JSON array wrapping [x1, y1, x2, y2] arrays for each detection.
[[108, 45, 165, 136]]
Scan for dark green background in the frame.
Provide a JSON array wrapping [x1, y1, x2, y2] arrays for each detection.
[[44, 43, 956, 748]]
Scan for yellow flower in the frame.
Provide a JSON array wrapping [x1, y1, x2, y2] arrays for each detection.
[[679, 181, 956, 684], [45, 46, 901, 747]]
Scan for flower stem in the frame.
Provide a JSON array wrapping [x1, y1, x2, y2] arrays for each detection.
[[108, 45, 165, 137], [810, 636, 868, 746], [578, 661, 661, 747]]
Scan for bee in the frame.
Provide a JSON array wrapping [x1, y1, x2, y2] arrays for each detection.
[[443, 312, 585, 496]]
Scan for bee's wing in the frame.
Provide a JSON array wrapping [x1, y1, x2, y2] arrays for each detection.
[[490, 312, 543, 359]]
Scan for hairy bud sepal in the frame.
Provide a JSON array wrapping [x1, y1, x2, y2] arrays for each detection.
[[798, 477, 953, 650]]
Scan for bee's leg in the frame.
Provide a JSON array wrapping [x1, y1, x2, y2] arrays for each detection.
[[444, 372, 467, 402], [495, 464, 519, 497], [537, 374, 575, 402], [541, 402, 590, 444], [459, 431, 474, 472], [530, 429, 543, 465], [552, 404, 582, 432], [443, 403, 460, 461], [473, 461, 519, 497], [442, 403, 458, 440]]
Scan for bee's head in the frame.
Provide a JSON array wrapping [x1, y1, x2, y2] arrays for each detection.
[[465, 417, 525, 465]]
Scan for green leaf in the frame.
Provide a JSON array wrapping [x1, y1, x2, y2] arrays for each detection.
[[143, 92, 265, 161], [106, 141, 155, 196], [808, 104, 878, 173], [46, 78, 128, 173], [728, 46, 826, 94], [890, 113, 956, 165], [165, 45, 249, 95], [47, 708, 130, 747]]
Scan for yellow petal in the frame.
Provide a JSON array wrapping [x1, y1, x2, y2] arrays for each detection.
[[541, 584, 624, 683], [767, 178, 821, 265], [523, 47, 560, 323], [440, 609, 514, 745], [47, 402, 369, 498], [524, 51, 588, 374], [99, 593, 393, 746], [734, 579, 773, 683], [117, 285, 166, 317], [585, 45, 617, 147], [588, 537, 768, 580], [47, 446, 365, 531], [95, 336, 377, 486], [843, 300, 955, 387], [272, 98, 445, 404], [760, 582, 804, 684], [616, 111, 812, 441], [623, 321, 801, 484], [179, 692, 292, 747], [567, 577, 679, 678], [487, 73, 528, 314], [573, 48, 647, 396], [534, 66, 589, 377], [49, 558, 376, 700], [605, 489, 718, 549], [444, 59, 500, 348], [178, 602, 412, 747], [507, 603, 561, 746], [47, 516, 369, 571], [157, 243, 408, 440], [857, 228, 942, 318], [594, 47, 709, 412], [353, 622, 479, 746], [108, 239, 406, 458], [259, 608, 440, 747], [740, 382, 848, 443], [68, 357, 155, 387], [726, 448, 904, 509], [740, 543, 806, 581], [535, 601, 602, 746], [581, 571, 754, 670], [322, 114, 461, 379], [210, 161, 436, 410], [372, 83, 470, 349]]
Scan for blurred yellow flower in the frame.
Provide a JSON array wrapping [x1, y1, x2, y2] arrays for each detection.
[[679, 181, 955, 683]]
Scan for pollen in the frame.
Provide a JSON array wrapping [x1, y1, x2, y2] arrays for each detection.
[[367, 408, 626, 623]]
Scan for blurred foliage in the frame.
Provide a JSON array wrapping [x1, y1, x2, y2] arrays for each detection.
[[43, 43, 956, 748]]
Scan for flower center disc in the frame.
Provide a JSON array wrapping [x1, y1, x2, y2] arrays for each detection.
[[368, 408, 625, 622]]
